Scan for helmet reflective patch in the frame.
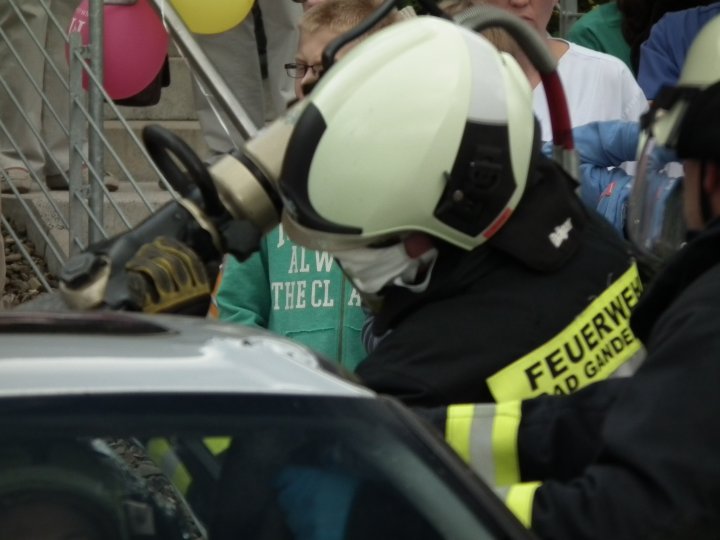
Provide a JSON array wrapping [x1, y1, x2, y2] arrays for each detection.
[[549, 218, 573, 248]]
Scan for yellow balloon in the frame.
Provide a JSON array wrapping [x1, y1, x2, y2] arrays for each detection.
[[170, 0, 255, 34]]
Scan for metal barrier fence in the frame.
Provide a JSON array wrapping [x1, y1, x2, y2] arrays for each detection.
[[0, 0, 176, 295], [0, 0, 257, 301]]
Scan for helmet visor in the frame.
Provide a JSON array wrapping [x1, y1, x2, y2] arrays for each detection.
[[627, 135, 686, 263]]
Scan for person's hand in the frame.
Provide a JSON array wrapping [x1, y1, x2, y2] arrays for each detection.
[[125, 236, 211, 313]]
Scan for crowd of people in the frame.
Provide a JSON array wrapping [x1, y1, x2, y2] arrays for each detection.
[[3, 0, 720, 538]]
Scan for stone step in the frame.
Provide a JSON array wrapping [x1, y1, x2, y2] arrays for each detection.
[[2, 182, 175, 278], [99, 47, 213, 183], [103, 119, 210, 183]]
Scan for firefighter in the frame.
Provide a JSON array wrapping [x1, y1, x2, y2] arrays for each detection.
[[118, 15, 644, 404], [277, 15, 642, 405], [418, 13, 720, 539]]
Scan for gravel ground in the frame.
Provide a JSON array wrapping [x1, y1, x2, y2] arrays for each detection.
[[1, 229, 58, 309]]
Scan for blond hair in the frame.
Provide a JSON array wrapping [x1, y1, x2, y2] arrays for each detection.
[[438, 0, 474, 16], [438, 0, 524, 60], [300, 0, 401, 36]]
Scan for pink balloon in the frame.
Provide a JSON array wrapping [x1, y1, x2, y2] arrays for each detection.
[[68, 0, 170, 100]]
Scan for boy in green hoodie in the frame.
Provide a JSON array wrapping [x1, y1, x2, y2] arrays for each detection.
[[209, 0, 404, 370], [211, 225, 366, 371]]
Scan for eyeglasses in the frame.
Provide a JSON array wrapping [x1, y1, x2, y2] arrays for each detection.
[[284, 62, 324, 79]]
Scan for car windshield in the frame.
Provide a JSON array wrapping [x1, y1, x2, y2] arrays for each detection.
[[0, 394, 528, 540]]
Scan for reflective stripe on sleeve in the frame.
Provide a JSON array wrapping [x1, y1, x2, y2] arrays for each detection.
[[445, 401, 522, 487], [504, 482, 541, 528], [488, 263, 643, 401], [493, 400, 522, 486]]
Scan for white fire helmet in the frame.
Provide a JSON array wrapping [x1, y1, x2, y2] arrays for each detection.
[[278, 16, 538, 254]]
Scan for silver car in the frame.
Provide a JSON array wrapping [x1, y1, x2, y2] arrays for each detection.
[[0, 310, 534, 540]]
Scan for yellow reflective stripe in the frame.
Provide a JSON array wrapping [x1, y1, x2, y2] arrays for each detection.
[[467, 405, 500, 487], [492, 400, 522, 486], [445, 404, 475, 463], [203, 437, 231, 455], [488, 264, 643, 401], [444, 404, 522, 488], [505, 482, 541, 528], [146, 439, 192, 495]]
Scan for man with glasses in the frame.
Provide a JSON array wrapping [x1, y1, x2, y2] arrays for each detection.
[[286, 0, 411, 98]]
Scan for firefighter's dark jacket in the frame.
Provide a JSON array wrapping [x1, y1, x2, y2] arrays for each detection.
[[355, 167, 638, 406], [502, 219, 720, 539]]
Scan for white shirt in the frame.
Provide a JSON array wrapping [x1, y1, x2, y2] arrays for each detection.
[[533, 41, 648, 143]]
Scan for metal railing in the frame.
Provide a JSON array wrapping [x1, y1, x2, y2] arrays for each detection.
[[0, 0, 256, 300]]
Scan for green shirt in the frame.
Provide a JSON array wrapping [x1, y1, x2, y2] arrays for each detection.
[[567, 2, 633, 73], [213, 225, 366, 371]]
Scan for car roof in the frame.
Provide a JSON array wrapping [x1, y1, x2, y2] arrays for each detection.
[[0, 311, 374, 399]]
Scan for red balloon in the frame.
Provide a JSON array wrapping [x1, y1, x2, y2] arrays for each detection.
[[68, 0, 169, 100]]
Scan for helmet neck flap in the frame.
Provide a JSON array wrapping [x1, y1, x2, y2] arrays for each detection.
[[488, 151, 587, 271]]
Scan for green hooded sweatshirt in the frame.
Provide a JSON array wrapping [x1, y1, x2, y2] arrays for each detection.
[[212, 225, 367, 371]]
